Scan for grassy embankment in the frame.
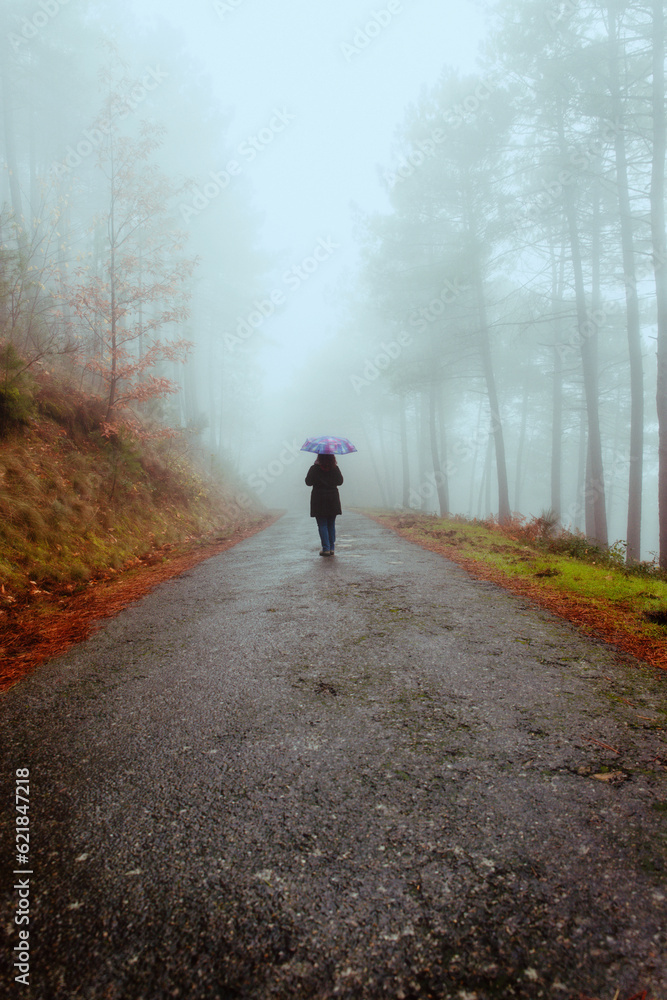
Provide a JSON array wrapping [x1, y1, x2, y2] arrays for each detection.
[[367, 510, 667, 673], [0, 378, 273, 689]]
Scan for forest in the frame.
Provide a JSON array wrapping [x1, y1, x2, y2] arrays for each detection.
[[1, 0, 666, 566]]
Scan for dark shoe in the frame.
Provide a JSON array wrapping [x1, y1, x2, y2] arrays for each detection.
[[319, 549, 331, 557], [329, 549, 335, 555]]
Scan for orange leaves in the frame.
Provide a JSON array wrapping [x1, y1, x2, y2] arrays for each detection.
[[123, 375, 180, 404], [52, 93, 198, 436]]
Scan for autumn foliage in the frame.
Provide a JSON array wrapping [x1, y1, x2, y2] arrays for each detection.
[[63, 94, 197, 434], [0, 61, 197, 444]]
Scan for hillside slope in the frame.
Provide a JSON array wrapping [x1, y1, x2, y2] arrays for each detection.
[[0, 384, 271, 687]]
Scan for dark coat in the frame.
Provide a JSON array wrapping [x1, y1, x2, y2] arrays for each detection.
[[305, 463, 343, 517]]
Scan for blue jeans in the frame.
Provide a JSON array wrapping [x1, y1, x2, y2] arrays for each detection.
[[315, 516, 337, 551]]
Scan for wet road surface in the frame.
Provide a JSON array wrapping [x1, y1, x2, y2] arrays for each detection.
[[1, 511, 666, 999]]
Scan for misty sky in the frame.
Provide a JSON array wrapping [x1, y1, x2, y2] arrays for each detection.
[[140, 0, 489, 390]]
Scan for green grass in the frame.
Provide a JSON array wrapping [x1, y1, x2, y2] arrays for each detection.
[[367, 511, 667, 645]]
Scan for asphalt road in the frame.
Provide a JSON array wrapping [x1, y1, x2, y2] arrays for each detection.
[[1, 511, 667, 1000]]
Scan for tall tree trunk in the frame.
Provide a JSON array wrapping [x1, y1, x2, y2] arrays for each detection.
[[365, 427, 389, 508], [376, 411, 395, 505], [608, 3, 644, 563], [607, 381, 624, 532], [585, 439, 596, 537], [462, 176, 510, 522], [428, 379, 448, 516], [437, 386, 450, 515], [467, 396, 484, 516], [477, 430, 493, 519], [575, 407, 587, 533], [514, 375, 530, 514], [557, 114, 608, 545], [418, 392, 428, 510], [551, 339, 563, 521], [650, 0, 667, 568], [551, 239, 567, 524], [587, 176, 605, 543], [399, 395, 410, 508], [473, 264, 511, 522]]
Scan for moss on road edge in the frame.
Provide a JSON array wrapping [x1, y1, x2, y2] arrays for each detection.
[[363, 510, 667, 676]]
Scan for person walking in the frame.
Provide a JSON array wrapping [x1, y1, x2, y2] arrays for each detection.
[[305, 453, 343, 556]]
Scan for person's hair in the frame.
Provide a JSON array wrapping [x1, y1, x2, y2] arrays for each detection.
[[316, 453, 337, 470]]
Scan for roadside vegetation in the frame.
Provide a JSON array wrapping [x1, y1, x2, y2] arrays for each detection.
[[368, 510, 667, 673], [0, 371, 269, 688], [0, 372, 261, 598]]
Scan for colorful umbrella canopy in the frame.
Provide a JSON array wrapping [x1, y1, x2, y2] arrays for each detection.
[[301, 436, 358, 455]]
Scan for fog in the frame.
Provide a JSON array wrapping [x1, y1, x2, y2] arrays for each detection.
[[2, 0, 666, 563]]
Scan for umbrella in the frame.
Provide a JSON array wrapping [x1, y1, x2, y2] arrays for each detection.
[[301, 435, 357, 455]]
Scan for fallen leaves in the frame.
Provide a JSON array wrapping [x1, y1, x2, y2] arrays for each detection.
[[590, 770, 629, 784], [0, 513, 280, 692]]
